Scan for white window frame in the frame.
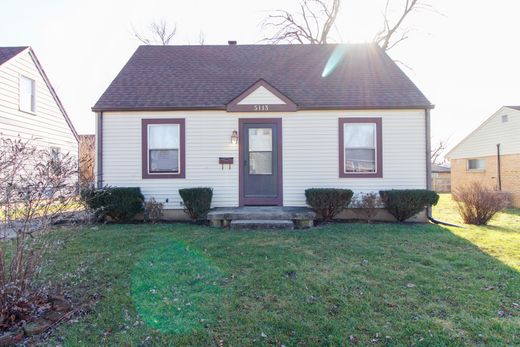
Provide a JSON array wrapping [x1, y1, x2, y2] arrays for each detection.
[[19, 75, 36, 113], [147, 124, 181, 174]]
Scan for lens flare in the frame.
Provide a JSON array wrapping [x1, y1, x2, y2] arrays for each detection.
[[321, 45, 348, 78]]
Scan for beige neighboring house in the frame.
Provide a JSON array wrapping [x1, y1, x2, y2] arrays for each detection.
[[446, 106, 520, 207], [0, 46, 78, 156], [431, 164, 451, 192]]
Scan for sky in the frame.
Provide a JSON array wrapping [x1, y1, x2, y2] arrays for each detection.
[[1, 0, 519, 155]]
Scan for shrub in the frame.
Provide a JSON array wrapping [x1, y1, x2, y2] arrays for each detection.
[[379, 189, 439, 222], [453, 182, 509, 225], [351, 192, 382, 223], [81, 187, 144, 222], [179, 187, 213, 220], [305, 188, 354, 221], [144, 198, 164, 223]]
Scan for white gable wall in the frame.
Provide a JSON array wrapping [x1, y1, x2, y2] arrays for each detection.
[[447, 107, 520, 159], [0, 50, 77, 155], [237, 86, 286, 105], [100, 109, 427, 208]]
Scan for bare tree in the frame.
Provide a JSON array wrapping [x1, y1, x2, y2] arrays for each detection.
[[79, 135, 95, 188], [431, 139, 448, 165], [374, 0, 432, 51], [262, 0, 341, 44], [133, 20, 176, 45]]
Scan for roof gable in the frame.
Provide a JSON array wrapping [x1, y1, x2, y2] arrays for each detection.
[[92, 44, 433, 112], [227, 79, 297, 112]]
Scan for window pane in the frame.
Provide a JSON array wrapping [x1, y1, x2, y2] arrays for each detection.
[[149, 124, 179, 149], [345, 148, 375, 172], [249, 128, 272, 151], [249, 152, 272, 174], [468, 159, 485, 170], [344, 124, 375, 148], [20, 76, 34, 112], [150, 149, 179, 172]]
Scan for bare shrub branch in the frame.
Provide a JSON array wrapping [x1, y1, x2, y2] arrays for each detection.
[[453, 182, 509, 225]]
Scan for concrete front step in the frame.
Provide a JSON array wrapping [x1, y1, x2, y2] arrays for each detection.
[[208, 206, 315, 229], [230, 219, 294, 230]]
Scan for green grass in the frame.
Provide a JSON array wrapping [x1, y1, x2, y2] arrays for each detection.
[[37, 196, 519, 346]]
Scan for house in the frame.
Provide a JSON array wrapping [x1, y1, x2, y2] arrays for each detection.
[[92, 43, 433, 221], [0, 46, 78, 157], [446, 106, 520, 207], [431, 164, 451, 192]]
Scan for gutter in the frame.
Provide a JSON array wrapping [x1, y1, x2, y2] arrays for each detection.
[[496, 143, 502, 191]]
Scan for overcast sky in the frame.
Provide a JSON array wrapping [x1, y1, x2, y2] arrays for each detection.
[[1, 0, 519, 153]]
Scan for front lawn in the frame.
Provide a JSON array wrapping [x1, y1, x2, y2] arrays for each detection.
[[37, 195, 519, 346]]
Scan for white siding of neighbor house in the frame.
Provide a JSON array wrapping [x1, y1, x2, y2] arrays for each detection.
[[447, 107, 520, 159], [237, 86, 286, 105], [100, 109, 427, 209], [0, 49, 77, 155]]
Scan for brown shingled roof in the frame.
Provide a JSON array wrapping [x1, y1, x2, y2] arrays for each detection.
[[0, 46, 28, 66], [92, 43, 432, 111]]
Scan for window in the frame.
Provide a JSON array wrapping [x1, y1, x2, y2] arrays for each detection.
[[339, 118, 382, 178], [142, 119, 185, 179], [249, 128, 272, 175], [468, 158, 485, 170], [502, 115, 508, 123], [20, 75, 36, 113], [50, 147, 61, 162]]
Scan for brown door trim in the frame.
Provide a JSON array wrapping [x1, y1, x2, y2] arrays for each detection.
[[238, 118, 283, 206]]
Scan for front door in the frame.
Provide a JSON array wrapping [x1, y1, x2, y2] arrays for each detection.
[[239, 118, 282, 206]]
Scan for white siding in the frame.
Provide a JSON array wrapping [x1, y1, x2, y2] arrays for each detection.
[[237, 86, 286, 105], [447, 107, 520, 159], [100, 109, 427, 208], [0, 49, 77, 155]]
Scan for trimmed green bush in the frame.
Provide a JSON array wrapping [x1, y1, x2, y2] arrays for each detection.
[[81, 187, 144, 222], [379, 189, 439, 222], [179, 187, 213, 220], [305, 188, 354, 221]]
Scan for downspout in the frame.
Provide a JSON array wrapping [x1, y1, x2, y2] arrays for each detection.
[[425, 109, 432, 217], [496, 143, 502, 191], [97, 112, 103, 189]]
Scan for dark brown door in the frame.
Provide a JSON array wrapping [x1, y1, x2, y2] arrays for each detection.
[[239, 119, 282, 206]]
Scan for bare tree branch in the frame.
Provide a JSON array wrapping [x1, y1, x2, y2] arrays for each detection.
[[431, 139, 450, 165], [132, 20, 177, 45], [262, 0, 341, 44], [374, 0, 433, 51]]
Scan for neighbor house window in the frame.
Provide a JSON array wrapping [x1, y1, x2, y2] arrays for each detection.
[[50, 147, 61, 163], [142, 119, 185, 179], [468, 158, 485, 170], [502, 115, 508, 123], [339, 118, 382, 178], [20, 75, 36, 113]]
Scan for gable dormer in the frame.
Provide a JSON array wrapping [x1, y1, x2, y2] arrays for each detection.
[[227, 79, 297, 112]]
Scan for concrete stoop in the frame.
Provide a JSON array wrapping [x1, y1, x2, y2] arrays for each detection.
[[208, 206, 316, 230]]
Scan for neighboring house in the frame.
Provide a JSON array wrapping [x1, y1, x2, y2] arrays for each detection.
[[92, 43, 433, 219], [431, 164, 451, 192], [446, 106, 520, 207], [0, 46, 78, 156]]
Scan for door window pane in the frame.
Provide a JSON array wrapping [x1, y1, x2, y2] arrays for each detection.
[[249, 128, 272, 151], [249, 152, 272, 175], [248, 128, 273, 175], [344, 123, 376, 173]]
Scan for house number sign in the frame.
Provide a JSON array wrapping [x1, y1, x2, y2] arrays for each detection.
[[253, 105, 269, 111]]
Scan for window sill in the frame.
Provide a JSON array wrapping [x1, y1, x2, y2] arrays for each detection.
[[467, 169, 486, 173], [19, 108, 37, 116], [340, 172, 383, 178], [142, 172, 185, 179]]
